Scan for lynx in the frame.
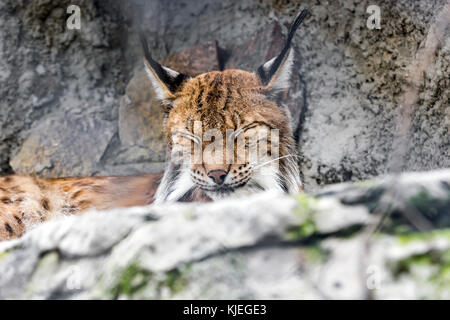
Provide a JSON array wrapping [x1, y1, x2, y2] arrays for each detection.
[[0, 10, 308, 241]]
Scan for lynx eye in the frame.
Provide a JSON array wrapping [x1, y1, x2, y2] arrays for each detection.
[[257, 136, 268, 144], [173, 131, 201, 145], [233, 122, 273, 139], [244, 136, 251, 148]]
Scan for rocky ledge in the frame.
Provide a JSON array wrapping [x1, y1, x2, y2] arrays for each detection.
[[0, 170, 449, 299]]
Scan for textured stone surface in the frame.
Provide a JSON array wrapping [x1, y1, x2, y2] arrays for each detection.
[[294, 0, 450, 189], [1, 0, 126, 176], [162, 41, 221, 75], [11, 112, 116, 177], [117, 71, 166, 165], [1, 0, 449, 190], [0, 170, 449, 299]]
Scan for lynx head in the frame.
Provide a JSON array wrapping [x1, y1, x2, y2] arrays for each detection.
[[141, 10, 308, 203]]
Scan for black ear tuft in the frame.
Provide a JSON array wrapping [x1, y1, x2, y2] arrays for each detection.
[[139, 31, 189, 100], [257, 9, 309, 88]]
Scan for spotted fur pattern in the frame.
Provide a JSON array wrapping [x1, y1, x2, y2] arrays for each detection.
[[152, 69, 302, 204], [0, 174, 161, 240]]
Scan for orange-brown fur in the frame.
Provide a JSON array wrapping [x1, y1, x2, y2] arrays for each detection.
[[0, 173, 161, 241]]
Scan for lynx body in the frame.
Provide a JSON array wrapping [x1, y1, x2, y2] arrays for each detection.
[[0, 10, 308, 240]]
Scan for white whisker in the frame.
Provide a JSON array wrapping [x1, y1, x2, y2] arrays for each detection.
[[252, 154, 301, 170]]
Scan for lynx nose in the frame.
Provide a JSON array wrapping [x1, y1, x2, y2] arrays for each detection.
[[207, 170, 227, 185]]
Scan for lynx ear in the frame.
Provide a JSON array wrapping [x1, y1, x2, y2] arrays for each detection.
[[139, 32, 189, 105], [257, 9, 308, 92]]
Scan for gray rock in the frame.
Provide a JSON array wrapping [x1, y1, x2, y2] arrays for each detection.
[[0, 0, 127, 176], [0, 170, 448, 299], [116, 70, 166, 164], [11, 112, 116, 177]]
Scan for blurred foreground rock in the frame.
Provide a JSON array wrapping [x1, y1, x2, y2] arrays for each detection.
[[0, 170, 449, 299]]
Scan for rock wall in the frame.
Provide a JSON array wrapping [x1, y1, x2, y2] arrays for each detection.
[[0, 170, 449, 299], [0, 0, 126, 176], [0, 0, 449, 191]]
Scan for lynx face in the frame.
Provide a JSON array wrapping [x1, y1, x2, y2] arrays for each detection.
[[141, 10, 308, 203], [163, 70, 298, 201]]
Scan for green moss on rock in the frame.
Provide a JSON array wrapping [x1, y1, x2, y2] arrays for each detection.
[[397, 229, 450, 244], [393, 253, 433, 276], [302, 245, 330, 263], [285, 194, 317, 240], [164, 266, 190, 295], [110, 263, 151, 299], [392, 248, 450, 292], [0, 251, 9, 261], [288, 218, 316, 239], [110, 263, 192, 299], [295, 194, 316, 213], [407, 188, 450, 217], [355, 180, 376, 187], [38, 251, 59, 267]]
